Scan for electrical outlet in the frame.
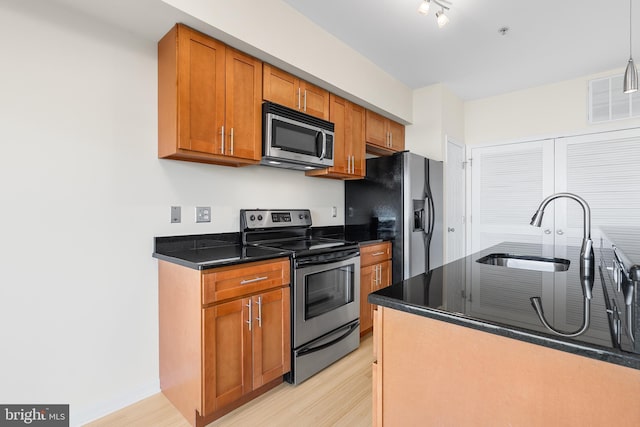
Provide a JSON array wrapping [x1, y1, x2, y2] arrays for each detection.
[[332, 206, 337, 218], [171, 206, 181, 223], [196, 206, 211, 223]]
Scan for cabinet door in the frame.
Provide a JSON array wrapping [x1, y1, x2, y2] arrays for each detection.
[[330, 95, 348, 174], [202, 298, 252, 415], [263, 64, 299, 110], [225, 48, 262, 161], [348, 102, 366, 178], [300, 80, 330, 120], [360, 264, 375, 334], [177, 25, 226, 155], [252, 287, 291, 388], [365, 110, 387, 148], [378, 260, 392, 290], [388, 119, 405, 152]]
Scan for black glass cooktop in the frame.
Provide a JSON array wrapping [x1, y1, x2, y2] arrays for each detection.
[[258, 237, 355, 253]]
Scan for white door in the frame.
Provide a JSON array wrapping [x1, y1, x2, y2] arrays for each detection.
[[470, 139, 555, 253], [445, 138, 466, 262], [554, 128, 640, 247]]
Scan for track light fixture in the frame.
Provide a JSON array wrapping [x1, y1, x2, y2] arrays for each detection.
[[623, 0, 638, 93], [417, 0, 451, 28]]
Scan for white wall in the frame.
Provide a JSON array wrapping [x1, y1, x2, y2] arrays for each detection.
[[465, 69, 640, 146], [406, 84, 465, 161], [0, 1, 344, 425]]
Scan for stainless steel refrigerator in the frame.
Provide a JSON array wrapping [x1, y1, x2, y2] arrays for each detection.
[[345, 151, 443, 285]]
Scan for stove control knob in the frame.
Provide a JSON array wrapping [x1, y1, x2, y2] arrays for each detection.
[[299, 214, 304, 220], [257, 215, 263, 221], [304, 214, 309, 220], [249, 215, 256, 221]]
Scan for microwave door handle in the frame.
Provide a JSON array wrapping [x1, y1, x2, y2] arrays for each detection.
[[319, 130, 327, 160]]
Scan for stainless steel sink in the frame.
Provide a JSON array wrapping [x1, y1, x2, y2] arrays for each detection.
[[476, 253, 570, 272]]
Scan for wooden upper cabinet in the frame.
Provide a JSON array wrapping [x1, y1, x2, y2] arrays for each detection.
[[365, 109, 405, 155], [387, 119, 405, 152], [300, 80, 330, 120], [262, 64, 298, 110], [263, 64, 329, 120], [224, 48, 263, 162], [158, 24, 262, 166], [348, 103, 366, 177], [306, 94, 365, 180]]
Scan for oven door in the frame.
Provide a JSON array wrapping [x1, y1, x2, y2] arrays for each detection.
[[293, 254, 360, 348]]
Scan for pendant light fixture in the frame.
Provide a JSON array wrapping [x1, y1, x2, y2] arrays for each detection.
[[624, 0, 638, 93]]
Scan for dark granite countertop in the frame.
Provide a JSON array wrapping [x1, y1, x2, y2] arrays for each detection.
[[152, 226, 393, 270], [369, 241, 640, 370], [153, 233, 290, 270]]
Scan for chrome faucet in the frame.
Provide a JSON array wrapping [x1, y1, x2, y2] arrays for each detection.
[[530, 192, 593, 269], [529, 192, 595, 337]]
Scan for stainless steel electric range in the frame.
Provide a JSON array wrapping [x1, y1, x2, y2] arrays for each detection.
[[241, 209, 360, 384]]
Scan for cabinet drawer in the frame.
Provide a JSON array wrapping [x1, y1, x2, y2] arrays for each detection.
[[202, 258, 290, 305], [360, 242, 392, 266]]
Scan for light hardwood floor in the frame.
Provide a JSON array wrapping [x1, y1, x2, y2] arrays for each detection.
[[85, 335, 373, 427]]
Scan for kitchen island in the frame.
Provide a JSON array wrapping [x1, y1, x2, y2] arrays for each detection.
[[369, 241, 640, 426]]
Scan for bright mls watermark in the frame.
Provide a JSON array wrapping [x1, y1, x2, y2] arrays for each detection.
[[0, 405, 68, 426]]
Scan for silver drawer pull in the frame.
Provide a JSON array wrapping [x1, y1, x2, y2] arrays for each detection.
[[256, 296, 262, 328], [371, 251, 386, 256], [240, 276, 268, 285], [246, 301, 252, 331]]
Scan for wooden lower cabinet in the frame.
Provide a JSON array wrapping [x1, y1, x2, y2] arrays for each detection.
[[359, 242, 392, 336], [374, 306, 640, 426], [159, 258, 290, 427], [202, 287, 290, 415]]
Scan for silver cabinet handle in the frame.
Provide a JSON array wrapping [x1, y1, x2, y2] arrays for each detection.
[[556, 229, 564, 235], [220, 125, 225, 154], [372, 251, 386, 256], [246, 300, 252, 331], [240, 276, 268, 285], [255, 296, 262, 328], [230, 127, 234, 155], [297, 87, 301, 110], [351, 156, 354, 174], [390, 131, 393, 148], [544, 229, 551, 234], [347, 155, 351, 174], [303, 90, 307, 112]]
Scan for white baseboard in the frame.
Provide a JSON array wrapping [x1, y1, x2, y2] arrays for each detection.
[[72, 380, 160, 426]]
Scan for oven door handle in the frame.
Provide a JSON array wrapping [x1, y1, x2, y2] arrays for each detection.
[[295, 250, 360, 268], [297, 321, 359, 357]]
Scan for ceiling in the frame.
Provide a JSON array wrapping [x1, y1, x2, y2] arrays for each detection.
[[282, 0, 637, 100]]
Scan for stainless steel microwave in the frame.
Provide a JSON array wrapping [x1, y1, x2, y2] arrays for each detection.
[[262, 102, 334, 171]]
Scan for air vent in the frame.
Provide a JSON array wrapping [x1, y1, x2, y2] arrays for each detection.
[[589, 74, 640, 123]]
